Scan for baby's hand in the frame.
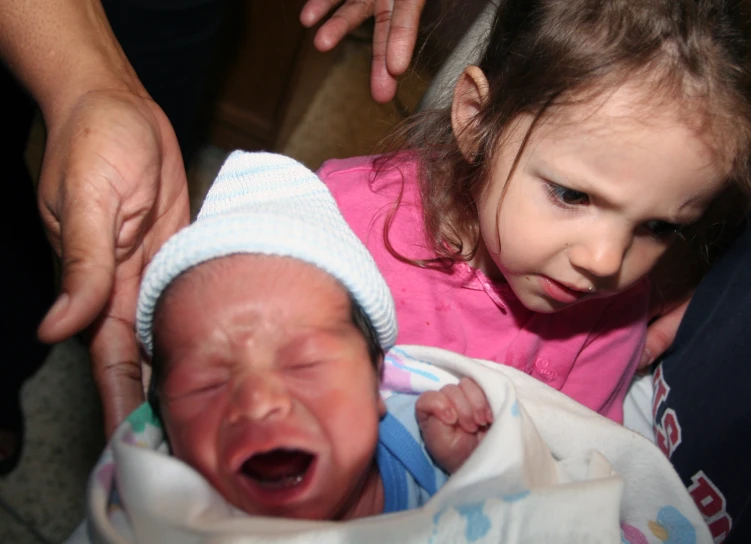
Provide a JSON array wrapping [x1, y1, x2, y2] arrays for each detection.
[[415, 378, 492, 474]]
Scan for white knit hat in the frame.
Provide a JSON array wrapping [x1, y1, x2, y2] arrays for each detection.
[[136, 151, 397, 356]]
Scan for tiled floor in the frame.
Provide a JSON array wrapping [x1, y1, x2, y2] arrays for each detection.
[[0, 37, 429, 543]]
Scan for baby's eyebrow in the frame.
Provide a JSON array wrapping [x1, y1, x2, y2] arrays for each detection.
[[285, 326, 355, 348]]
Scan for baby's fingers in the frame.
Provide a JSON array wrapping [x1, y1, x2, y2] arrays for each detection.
[[440, 383, 483, 433], [458, 377, 493, 427], [415, 390, 457, 427]]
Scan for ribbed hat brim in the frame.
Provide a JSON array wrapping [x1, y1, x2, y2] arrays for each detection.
[[136, 151, 397, 356]]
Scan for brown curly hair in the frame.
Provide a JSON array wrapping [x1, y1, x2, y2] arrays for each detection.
[[378, 0, 751, 272]]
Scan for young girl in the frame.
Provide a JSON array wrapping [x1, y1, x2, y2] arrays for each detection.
[[318, 0, 751, 423]]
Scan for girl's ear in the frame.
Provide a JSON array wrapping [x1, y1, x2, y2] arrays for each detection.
[[451, 66, 490, 162]]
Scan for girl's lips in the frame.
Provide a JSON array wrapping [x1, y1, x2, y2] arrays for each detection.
[[539, 276, 591, 304]]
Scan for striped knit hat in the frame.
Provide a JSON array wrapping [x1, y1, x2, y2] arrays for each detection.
[[136, 151, 397, 356]]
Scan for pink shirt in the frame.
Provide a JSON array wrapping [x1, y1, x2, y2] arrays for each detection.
[[318, 155, 649, 422]]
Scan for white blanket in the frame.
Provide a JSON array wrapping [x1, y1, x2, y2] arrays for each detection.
[[80, 345, 709, 544]]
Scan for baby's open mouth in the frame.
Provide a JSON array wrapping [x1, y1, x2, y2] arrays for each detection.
[[240, 449, 314, 490]]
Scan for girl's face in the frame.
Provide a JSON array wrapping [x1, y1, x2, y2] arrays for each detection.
[[456, 72, 727, 313]]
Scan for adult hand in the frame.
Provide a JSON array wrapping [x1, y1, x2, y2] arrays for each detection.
[[1, 0, 189, 436], [639, 295, 692, 370], [36, 88, 190, 436], [300, 0, 426, 103]]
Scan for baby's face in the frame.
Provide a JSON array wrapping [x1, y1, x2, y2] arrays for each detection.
[[153, 255, 385, 520]]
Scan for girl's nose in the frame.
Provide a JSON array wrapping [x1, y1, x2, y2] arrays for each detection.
[[568, 226, 632, 279], [227, 370, 292, 425]]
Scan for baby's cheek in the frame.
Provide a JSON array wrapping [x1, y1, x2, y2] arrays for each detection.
[[163, 408, 221, 473], [344, 405, 381, 463]]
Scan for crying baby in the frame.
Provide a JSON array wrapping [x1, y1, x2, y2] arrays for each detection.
[[135, 152, 492, 520]]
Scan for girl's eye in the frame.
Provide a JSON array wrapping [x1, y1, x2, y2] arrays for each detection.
[[645, 220, 683, 240], [546, 183, 590, 206]]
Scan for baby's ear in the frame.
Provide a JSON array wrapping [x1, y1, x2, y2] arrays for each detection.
[[376, 353, 387, 417], [451, 66, 490, 162], [377, 394, 388, 418]]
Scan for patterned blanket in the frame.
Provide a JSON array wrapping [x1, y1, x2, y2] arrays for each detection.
[[80, 345, 709, 544]]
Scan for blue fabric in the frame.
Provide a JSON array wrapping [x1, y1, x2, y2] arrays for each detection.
[[654, 216, 751, 544], [377, 393, 449, 513]]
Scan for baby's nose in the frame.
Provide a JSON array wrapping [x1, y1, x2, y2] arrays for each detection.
[[227, 371, 292, 424]]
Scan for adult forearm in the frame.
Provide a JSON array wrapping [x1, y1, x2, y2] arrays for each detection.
[[0, 0, 145, 124]]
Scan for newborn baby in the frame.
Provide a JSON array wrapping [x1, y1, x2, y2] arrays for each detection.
[[136, 151, 492, 521]]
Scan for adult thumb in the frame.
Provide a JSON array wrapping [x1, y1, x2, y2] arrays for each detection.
[[640, 298, 690, 369], [37, 195, 116, 344]]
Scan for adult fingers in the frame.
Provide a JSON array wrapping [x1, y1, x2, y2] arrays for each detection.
[[88, 249, 148, 436], [385, 0, 424, 75], [304, 0, 374, 52], [37, 186, 116, 345], [88, 312, 145, 436], [370, 0, 397, 102], [640, 297, 691, 369], [299, 0, 340, 27], [301, 0, 424, 102]]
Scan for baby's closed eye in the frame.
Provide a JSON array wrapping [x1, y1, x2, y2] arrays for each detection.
[[162, 366, 230, 401], [282, 358, 326, 375], [279, 333, 358, 377]]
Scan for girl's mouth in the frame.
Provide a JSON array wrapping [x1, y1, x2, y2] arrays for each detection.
[[540, 276, 591, 304]]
